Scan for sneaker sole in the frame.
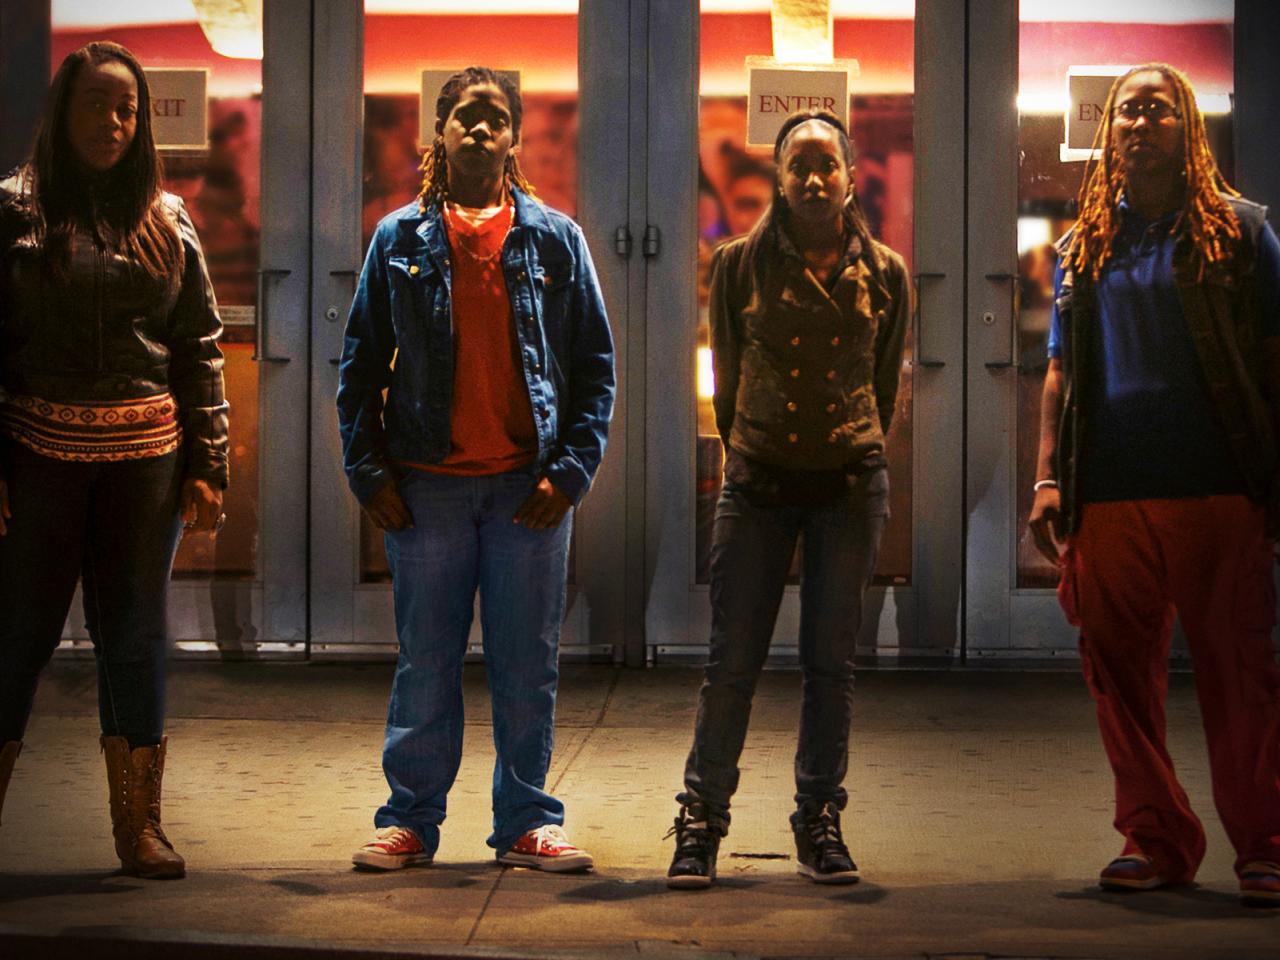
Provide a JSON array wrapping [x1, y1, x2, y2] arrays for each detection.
[[352, 850, 433, 871], [1099, 875, 1167, 891], [1240, 890, 1280, 907], [497, 852, 594, 872], [667, 872, 715, 890], [796, 863, 860, 885]]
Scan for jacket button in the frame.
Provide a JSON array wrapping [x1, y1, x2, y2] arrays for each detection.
[[790, 368, 800, 378], [409, 265, 419, 276], [790, 336, 800, 346], [518, 271, 528, 281], [788, 433, 798, 443], [826, 403, 837, 413], [786, 401, 797, 412], [825, 370, 836, 380], [830, 336, 840, 346]]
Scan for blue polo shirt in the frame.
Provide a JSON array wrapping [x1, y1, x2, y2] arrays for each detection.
[[1047, 200, 1280, 503]]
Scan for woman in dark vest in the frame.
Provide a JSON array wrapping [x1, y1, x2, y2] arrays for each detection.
[[0, 42, 228, 878], [666, 110, 910, 888]]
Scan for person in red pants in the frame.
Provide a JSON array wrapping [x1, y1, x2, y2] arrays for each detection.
[[1030, 62, 1280, 907]]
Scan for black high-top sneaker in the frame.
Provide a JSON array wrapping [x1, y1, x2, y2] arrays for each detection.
[[791, 799, 860, 884], [665, 801, 724, 889]]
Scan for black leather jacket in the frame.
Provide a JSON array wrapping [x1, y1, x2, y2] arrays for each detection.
[[0, 176, 229, 487]]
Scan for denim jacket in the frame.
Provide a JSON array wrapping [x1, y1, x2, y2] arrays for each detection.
[[337, 187, 615, 507]]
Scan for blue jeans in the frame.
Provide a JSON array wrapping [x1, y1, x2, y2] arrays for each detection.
[[681, 468, 888, 824], [376, 467, 572, 855], [0, 438, 184, 746]]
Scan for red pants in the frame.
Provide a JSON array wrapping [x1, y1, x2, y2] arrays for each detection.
[[1059, 495, 1280, 880]]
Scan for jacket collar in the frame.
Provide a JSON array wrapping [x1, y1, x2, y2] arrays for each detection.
[[412, 185, 548, 268]]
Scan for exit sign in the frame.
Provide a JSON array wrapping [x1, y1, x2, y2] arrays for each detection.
[[145, 68, 208, 152]]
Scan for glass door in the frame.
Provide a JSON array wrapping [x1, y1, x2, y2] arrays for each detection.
[[308, 0, 632, 657], [643, 0, 965, 661], [50, 0, 311, 653], [965, 0, 1236, 656]]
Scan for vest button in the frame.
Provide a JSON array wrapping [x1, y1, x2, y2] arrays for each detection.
[[826, 403, 837, 413], [790, 336, 800, 346], [825, 370, 836, 380], [790, 369, 800, 378], [788, 433, 798, 443], [830, 336, 840, 346], [786, 401, 797, 412]]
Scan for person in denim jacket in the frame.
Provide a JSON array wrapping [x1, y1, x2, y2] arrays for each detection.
[[337, 67, 614, 873], [666, 111, 910, 889]]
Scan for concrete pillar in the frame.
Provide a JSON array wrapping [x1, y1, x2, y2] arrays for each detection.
[[0, 0, 51, 174], [1235, 0, 1280, 230]]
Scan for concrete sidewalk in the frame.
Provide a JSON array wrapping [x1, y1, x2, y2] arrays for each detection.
[[0, 662, 1275, 959]]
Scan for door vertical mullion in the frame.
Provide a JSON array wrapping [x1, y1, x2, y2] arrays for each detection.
[[577, 0, 637, 663], [309, 0, 365, 650], [258, 0, 315, 645], [642, 0, 699, 657], [911, 0, 969, 657]]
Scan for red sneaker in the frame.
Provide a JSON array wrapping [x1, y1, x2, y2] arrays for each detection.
[[1099, 854, 1167, 891], [1240, 861, 1280, 907], [498, 825, 594, 872], [352, 826, 432, 871]]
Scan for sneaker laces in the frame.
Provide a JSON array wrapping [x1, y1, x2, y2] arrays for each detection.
[[665, 806, 716, 856], [371, 825, 417, 847], [527, 824, 572, 852], [803, 804, 850, 858]]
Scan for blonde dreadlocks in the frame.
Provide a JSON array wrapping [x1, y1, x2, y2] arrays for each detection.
[[1067, 62, 1240, 281], [417, 66, 538, 211]]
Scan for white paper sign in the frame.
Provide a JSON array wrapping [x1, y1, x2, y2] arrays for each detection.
[[1061, 66, 1128, 162], [747, 62, 854, 148], [419, 69, 521, 145], [145, 69, 208, 151]]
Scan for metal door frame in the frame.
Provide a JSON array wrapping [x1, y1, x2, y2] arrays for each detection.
[[641, 0, 967, 662], [306, 0, 634, 660]]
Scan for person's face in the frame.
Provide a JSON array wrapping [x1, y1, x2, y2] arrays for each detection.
[[1109, 70, 1184, 181], [437, 82, 515, 181], [65, 59, 139, 173], [725, 175, 772, 236], [778, 121, 851, 226]]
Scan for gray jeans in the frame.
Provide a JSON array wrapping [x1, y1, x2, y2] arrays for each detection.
[[680, 467, 887, 824]]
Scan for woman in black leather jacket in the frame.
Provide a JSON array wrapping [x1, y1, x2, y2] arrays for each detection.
[[0, 42, 228, 879]]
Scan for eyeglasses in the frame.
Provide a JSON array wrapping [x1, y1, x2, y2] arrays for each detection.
[[1112, 100, 1181, 125]]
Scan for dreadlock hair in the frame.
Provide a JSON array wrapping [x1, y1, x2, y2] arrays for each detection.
[[1067, 62, 1240, 281], [417, 66, 537, 210], [25, 42, 182, 283]]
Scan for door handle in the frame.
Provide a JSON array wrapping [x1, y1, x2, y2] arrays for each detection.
[[253, 268, 292, 364], [614, 226, 633, 258], [911, 272, 946, 369], [983, 271, 1019, 371], [642, 224, 661, 258]]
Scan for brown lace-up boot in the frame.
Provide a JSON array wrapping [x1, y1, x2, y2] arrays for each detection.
[[0, 742, 20, 825], [101, 735, 185, 879]]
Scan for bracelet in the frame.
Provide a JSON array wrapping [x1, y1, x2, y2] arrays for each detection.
[[1033, 479, 1058, 492]]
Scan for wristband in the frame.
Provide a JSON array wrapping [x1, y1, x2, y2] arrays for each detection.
[[1033, 479, 1058, 492]]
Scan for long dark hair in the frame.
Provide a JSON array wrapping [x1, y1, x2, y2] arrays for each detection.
[[24, 41, 182, 281], [417, 66, 537, 210]]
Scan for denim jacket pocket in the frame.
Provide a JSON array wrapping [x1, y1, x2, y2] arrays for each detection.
[[386, 255, 440, 336]]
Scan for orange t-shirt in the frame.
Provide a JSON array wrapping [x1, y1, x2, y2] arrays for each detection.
[[404, 201, 538, 476]]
